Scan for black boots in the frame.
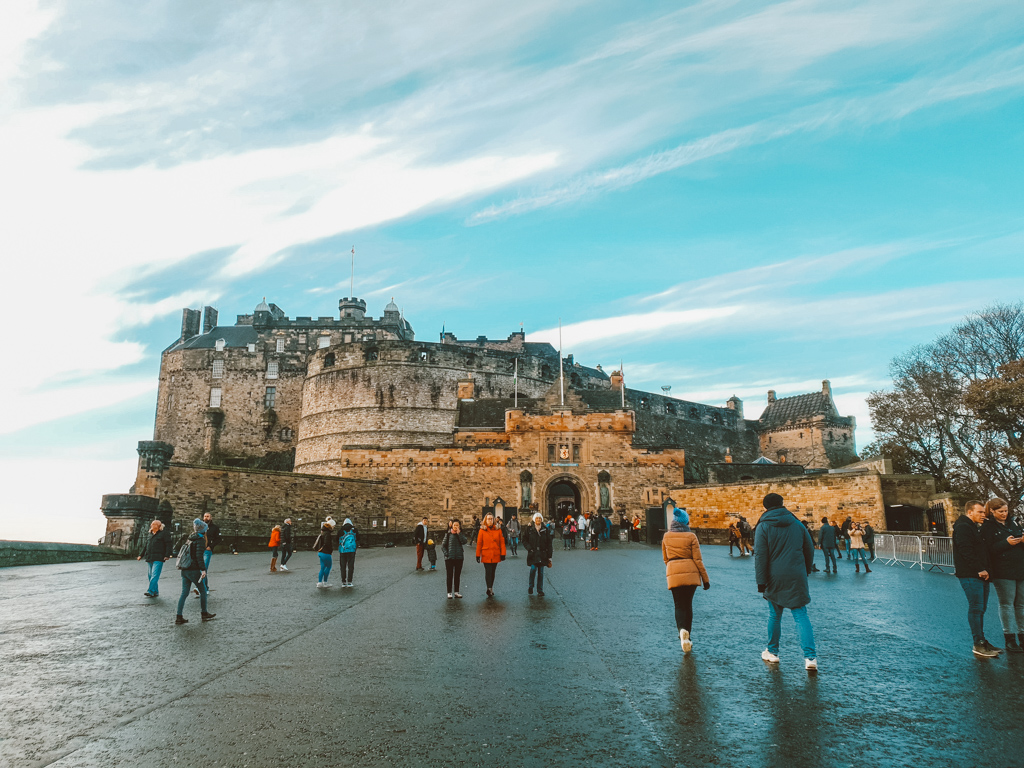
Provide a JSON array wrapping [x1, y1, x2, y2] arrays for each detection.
[[1005, 634, 1024, 653]]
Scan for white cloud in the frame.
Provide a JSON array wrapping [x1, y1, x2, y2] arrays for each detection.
[[528, 306, 741, 347]]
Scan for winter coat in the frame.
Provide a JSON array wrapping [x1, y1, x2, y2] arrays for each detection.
[[475, 526, 506, 564], [268, 529, 281, 548], [754, 506, 814, 609], [662, 531, 709, 590], [818, 525, 837, 549], [728, 525, 740, 543], [863, 524, 875, 544], [522, 524, 553, 566], [205, 522, 221, 549], [442, 531, 468, 560], [338, 524, 358, 554], [313, 526, 335, 555], [507, 518, 521, 537], [142, 528, 173, 562], [952, 515, 989, 578], [981, 517, 1024, 581], [281, 523, 293, 547], [178, 533, 206, 572], [849, 529, 865, 549], [414, 523, 429, 545]]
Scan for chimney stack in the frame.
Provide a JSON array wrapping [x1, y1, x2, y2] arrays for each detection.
[[202, 306, 219, 334], [822, 380, 831, 397], [767, 389, 776, 403], [181, 308, 201, 340]]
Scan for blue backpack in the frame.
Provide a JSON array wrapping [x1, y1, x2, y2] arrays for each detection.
[[339, 528, 357, 553]]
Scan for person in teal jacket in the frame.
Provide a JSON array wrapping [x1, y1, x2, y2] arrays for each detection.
[[754, 493, 817, 671], [338, 518, 358, 588]]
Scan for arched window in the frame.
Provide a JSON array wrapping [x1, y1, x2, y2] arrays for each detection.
[[665, 402, 676, 415], [323, 352, 335, 368], [365, 348, 379, 362]]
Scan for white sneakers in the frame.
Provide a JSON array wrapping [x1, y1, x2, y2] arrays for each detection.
[[447, 593, 454, 599], [761, 649, 780, 663], [805, 658, 818, 671], [680, 629, 692, 654], [279, 564, 289, 572], [316, 582, 324, 589]]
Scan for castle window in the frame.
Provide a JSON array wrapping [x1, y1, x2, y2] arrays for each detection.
[[323, 352, 336, 368], [211, 359, 224, 379], [215, 339, 226, 352], [843, 434, 848, 442], [828, 431, 833, 440], [541, 364, 551, 378], [466, 353, 477, 367], [572, 444, 580, 463], [420, 351, 429, 362], [209, 388, 222, 408], [799, 432, 803, 439], [547, 444, 556, 462], [266, 361, 279, 379], [366, 348, 379, 361], [276, 338, 285, 353], [247, 343, 256, 353], [666, 402, 676, 415], [279, 427, 293, 441], [298, 334, 307, 345], [265, 387, 276, 408]]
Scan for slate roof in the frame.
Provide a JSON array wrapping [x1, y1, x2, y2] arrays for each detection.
[[456, 398, 537, 429], [165, 325, 259, 353], [757, 391, 839, 427], [572, 363, 609, 380]]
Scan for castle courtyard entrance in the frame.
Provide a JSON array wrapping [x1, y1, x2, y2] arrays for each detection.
[[546, 476, 582, 521]]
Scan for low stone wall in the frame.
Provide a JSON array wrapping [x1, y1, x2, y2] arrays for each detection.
[[0, 540, 131, 568]]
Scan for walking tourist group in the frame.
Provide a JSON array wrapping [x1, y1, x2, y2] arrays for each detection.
[[134, 493, 1021, 667]]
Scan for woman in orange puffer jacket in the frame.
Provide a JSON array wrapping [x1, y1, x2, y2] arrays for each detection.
[[662, 508, 710, 654], [475, 513, 507, 597], [268, 525, 282, 573]]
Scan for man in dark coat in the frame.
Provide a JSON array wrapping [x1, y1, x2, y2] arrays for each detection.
[[279, 518, 294, 571], [414, 517, 429, 571], [200, 512, 220, 592], [953, 500, 999, 658], [138, 520, 173, 597], [863, 522, 876, 561], [819, 517, 838, 574], [754, 494, 817, 671], [523, 512, 553, 596]]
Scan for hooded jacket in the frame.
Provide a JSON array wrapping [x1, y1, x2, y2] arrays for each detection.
[[475, 525, 506, 564], [981, 516, 1024, 580], [753, 506, 814, 609], [338, 520, 358, 553], [268, 528, 281, 548], [281, 522, 293, 547], [313, 525, 335, 555]]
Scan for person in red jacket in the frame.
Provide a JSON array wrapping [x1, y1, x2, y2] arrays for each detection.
[[268, 525, 282, 573], [475, 513, 507, 597]]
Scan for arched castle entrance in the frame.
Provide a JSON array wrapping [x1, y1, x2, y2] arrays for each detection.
[[543, 474, 590, 521]]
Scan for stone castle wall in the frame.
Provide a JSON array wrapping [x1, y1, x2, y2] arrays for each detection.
[[758, 419, 856, 469]]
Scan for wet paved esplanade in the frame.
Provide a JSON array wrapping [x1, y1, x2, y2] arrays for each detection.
[[2, 543, 1021, 768]]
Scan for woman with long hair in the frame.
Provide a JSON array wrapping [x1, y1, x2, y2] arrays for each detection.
[[662, 508, 709, 653], [475, 513, 506, 597], [981, 497, 1024, 652], [442, 519, 468, 599]]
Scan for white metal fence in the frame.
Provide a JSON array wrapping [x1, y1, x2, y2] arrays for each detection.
[[873, 534, 954, 573]]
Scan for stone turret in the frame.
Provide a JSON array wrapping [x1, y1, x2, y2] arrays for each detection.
[[339, 297, 367, 320]]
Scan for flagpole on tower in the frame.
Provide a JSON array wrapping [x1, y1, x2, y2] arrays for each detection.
[[350, 246, 355, 298], [620, 358, 625, 408], [559, 318, 564, 407], [514, 357, 519, 408]]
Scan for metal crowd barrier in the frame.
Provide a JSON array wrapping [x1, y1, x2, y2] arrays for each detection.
[[873, 534, 954, 574]]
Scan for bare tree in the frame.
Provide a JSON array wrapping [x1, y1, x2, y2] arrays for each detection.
[[863, 302, 1024, 511]]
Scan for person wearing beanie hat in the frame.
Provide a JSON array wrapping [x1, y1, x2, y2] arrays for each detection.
[[338, 518, 358, 587], [754, 493, 818, 671], [174, 520, 215, 625], [313, 521, 336, 588], [662, 507, 709, 653], [523, 512, 553, 596]]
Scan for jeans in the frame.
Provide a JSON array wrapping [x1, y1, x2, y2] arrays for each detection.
[[177, 570, 208, 615], [767, 601, 816, 660], [445, 558, 463, 593], [146, 560, 164, 595], [280, 545, 293, 565], [958, 577, 991, 644], [529, 564, 546, 592], [339, 552, 355, 582], [671, 585, 698, 633], [483, 562, 498, 589], [991, 578, 1024, 634], [510, 536, 518, 556], [850, 548, 870, 565], [201, 549, 212, 589], [823, 547, 837, 571], [318, 552, 333, 583]]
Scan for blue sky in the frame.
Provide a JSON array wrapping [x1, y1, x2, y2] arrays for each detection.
[[1, 0, 1022, 543]]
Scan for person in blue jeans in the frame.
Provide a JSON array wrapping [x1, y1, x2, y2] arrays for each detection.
[[953, 500, 999, 658], [754, 493, 818, 671], [175, 518, 216, 625], [314, 520, 336, 588], [138, 519, 173, 597], [198, 512, 220, 594], [523, 512, 553, 596]]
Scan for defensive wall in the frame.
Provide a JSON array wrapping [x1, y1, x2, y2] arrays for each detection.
[[0, 541, 131, 568]]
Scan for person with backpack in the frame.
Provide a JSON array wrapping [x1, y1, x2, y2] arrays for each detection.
[[442, 519, 468, 598], [175, 519, 215, 625], [562, 518, 573, 550], [475, 513, 506, 597], [268, 525, 282, 573], [338, 518, 358, 587], [590, 512, 604, 551], [139, 519, 173, 598], [507, 514, 520, 557], [314, 519, 336, 589], [737, 517, 753, 556], [523, 512, 553, 596]]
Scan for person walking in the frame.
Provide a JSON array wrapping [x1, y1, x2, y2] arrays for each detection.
[[470, 515, 481, 544], [728, 522, 741, 556], [754, 494, 817, 672], [314, 519, 336, 589], [414, 516, 429, 571], [953, 500, 999, 658], [198, 512, 220, 594], [819, 517, 838, 574], [738, 516, 753, 556], [832, 520, 844, 559], [578, 512, 588, 546], [662, 508, 710, 653], [562, 517, 573, 550], [175, 519, 215, 625], [863, 522, 876, 562], [442, 520, 468, 598], [507, 515, 520, 557], [848, 523, 872, 573], [338, 518, 358, 587], [590, 512, 603, 551], [475, 513, 506, 597], [279, 517, 294, 571], [840, 516, 853, 560], [138, 519, 172, 597], [803, 521, 820, 572], [268, 525, 282, 573], [523, 512, 553, 596], [981, 498, 1024, 653], [632, 514, 642, 543]]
